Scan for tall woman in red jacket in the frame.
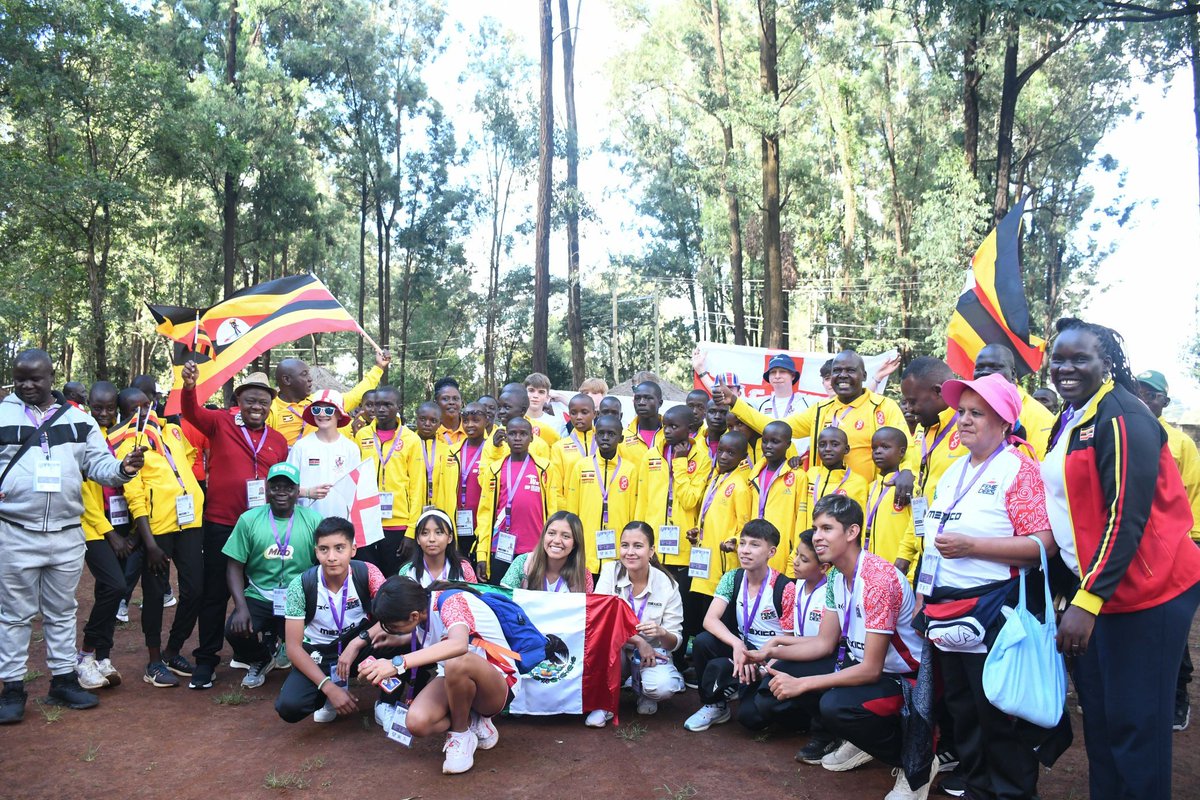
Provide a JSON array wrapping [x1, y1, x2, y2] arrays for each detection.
[[1042, 318, 1200, 800]]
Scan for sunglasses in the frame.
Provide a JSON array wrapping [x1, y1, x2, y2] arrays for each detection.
[[310, 405, 338, 417]]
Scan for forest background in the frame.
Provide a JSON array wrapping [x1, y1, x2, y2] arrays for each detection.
[[1, 0, 1198, 417]]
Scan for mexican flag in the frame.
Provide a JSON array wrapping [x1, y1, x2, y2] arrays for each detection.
[[479, 586, 637, 720]]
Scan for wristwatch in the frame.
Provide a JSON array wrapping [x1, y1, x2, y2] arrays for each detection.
[[357, 629, 372, 643], [391, 655, 407, 672]]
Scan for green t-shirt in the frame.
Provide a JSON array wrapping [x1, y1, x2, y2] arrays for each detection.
[[221, 505, 322, 602]]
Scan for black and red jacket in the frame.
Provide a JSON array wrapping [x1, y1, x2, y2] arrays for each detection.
[[1049, 382, 1200, 615]]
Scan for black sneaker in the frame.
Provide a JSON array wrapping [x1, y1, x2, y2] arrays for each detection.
[[939, 774, 966, 797], [163, 653, 195, 677], [0, 681, 27, 724], [682, 667, 698, 690], [144, 661, 180, 688], [189, 663, 215, 690], [795, 736, 838, 764], [1174, 695, 1191, 732], [46, 674, 99, 709], [936, 750, 960, 773]]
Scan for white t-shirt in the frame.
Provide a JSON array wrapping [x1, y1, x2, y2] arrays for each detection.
[[596, 562, 685, 650], [1041, 405, 1088, 575], [924, 448, 1051, 590], [288, 433, 365, 519], [713, 568, 788, 649], [783, 576, 847, 637], [827, 551, 923, 674], [427, 590, 520, 691], [757, 392, 815, 454], [284, 563, 385, 646]]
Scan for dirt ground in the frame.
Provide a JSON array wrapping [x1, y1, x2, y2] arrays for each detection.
[[4, 572, 1199, 800]]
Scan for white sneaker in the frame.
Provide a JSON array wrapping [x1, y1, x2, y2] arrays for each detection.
[[162, 589, 177, 608], [470, 711, 499, 749], [821, 740, 874, 772], [442, 730, 478, 774], [115, 600, 129, 623], [313, 700, 337, 723], [75, 655, 108, 690], [240, 659, 274, 689], [884, 761, 937, 800], [636, 697, 659, 716], [229, 659, 252, 670], [683, 702, 730, 732], [584, 709, 613, 728], [96, 658, 122, 687], [374, 701, 395, 728]]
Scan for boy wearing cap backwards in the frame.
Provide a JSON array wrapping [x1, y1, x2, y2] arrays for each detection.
[[1136, 369, 1200, 731], [289, 390, 372, 521], [222, 462, 321, 690], [180, 361, 288, 690]]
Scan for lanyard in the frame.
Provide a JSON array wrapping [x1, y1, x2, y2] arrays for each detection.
[[740, 569, 772, 643], [423, 558, 449, 584], [240, 425, 267, 478], [286, 403, 308, 441], [627, 584, 650, 621], [421, 439, 437, 504], [568, 430, 594, 457], [458, 442, 484, 507], [665, 445, 678, 522], [813, 468, 852, 507], [24, 405, 58, 457], [374, 430, 403, 469], [771, 393, 796, 419], [320, 571, 349, 655], [700, 471, 731, 528], [835, 552, 863, 670], [503, 456, 534, 523], [795, 576, 827, 636], [407, 620, 427, 702], [1049, 406, 1078, 450], [593, 455, 622, 527], [269, 514, 295, 585], [708, 437, 719, 462], [545, 575, 565, 593], [827, 403, 853, 429], [936, 443, 1007, 535], [160, 439, 188, 491], [864, 480, 890, 553], [756, 464, 781, 518], [919, 414, 958, 488]]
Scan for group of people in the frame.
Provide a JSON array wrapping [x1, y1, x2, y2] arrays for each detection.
[[0, 315, 1197, 799]]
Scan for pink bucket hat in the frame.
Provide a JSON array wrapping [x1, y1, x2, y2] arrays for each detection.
[[302, 389, 351, 427], [939, 373, 1022, 426]]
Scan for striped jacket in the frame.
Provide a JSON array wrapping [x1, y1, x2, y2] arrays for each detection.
[[1050, 382, 1200, 614]]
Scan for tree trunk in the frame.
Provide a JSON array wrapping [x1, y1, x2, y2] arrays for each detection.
[[357, 171, 367, 381], [962, 11, 984, 177], [993, 16, 1019, 226], [759, 0, 784, 348], [532, 0, 554, 375], [559, 0, 585, 387], [222, 0, 239, 300], [710, 0, 747, 345], [1189, 9, 1200, 218]]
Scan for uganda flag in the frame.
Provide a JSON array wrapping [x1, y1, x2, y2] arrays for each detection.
[[946, 198, 1045, 378], [148, 274, 362, 413]]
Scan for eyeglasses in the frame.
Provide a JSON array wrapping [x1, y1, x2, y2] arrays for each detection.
[[379, 620, 405, 636], [310, 405, 338, 417]]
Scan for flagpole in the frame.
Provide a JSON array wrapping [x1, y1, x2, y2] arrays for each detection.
[[192, 309, 200, 352], [357, 327, 385, 357]]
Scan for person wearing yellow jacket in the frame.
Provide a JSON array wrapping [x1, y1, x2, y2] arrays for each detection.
[[547, 394, 597, 506], [408, 401, 458, 528], [634, 406, 712, 571], [441, 404, 491, 560], [864, 427, 917, 576], [564, 415, 639, 576], [474, 418, 556, 584], [972, 344, 1054, 458], [748, 421, 808, 577], [356, 385, 419, 576], [620, 381, 666, 465], [112, 387, 206, 689], [713, 351, 915, 482], [480, 384, 551, 475], [75, 382, 134, 691], [687, 432, 752, 599], [266, 349, 390, 447], [801, 427, 869, 529]]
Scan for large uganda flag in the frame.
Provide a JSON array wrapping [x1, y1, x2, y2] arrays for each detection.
[[945, 197, 1045, 378], [475, 587, 637, 720], [148, 274, 363, 413]]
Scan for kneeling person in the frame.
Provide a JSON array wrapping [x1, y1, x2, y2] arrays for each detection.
[[276, 517, 386, 723], [222, 463, 320, 689]]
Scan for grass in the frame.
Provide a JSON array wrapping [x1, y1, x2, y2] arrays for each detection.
[[213, 688, 259, 706], [616, 721, 647, 741], [753, 731, 770, 742], [30, 631, 43, 643], [82, 742, 101, 762], [263, 756, 326, 791], [656, 784, 698, 800], [23, 669, 43, 682], [35, 701, 64, 724]]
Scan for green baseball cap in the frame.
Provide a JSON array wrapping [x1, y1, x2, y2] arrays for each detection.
[[267, 462, 301, 485], [1136, 370, 1168, 395]]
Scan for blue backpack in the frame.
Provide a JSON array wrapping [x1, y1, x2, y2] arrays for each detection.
[[435, 588, 567, 674]]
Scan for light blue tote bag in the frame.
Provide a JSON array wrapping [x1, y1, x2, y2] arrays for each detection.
[[982, 537, 1067, 728]]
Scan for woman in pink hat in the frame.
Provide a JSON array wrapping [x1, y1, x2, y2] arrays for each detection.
[[917, 372, 1058, 800], [287, 391, 371, 521]]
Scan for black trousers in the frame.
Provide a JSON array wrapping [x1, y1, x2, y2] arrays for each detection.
[[738, 655, 837, 732], [939, 649, 1039, 800], [224, 596, 281, 666], [82, 539, 126, 659], [1074, 581, 1200, 800], [193, 520, 235, 668], [690, 630, 757, 704], [140, 529, 203, 652], [358, 527, 411, 579]]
